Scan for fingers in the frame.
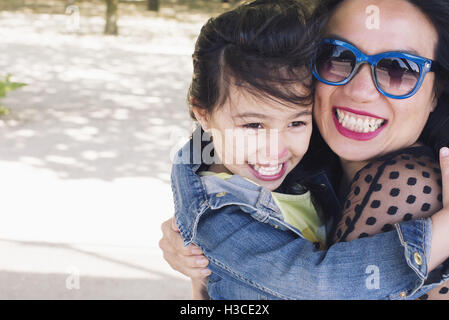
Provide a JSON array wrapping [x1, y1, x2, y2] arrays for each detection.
[[160, 248, 211, 279], [440, 147, 449, 207], [171, 216, 180, 232], [159, 217, 211, 279], [179, 256, 211, 279], [162, 218, 204, 255]]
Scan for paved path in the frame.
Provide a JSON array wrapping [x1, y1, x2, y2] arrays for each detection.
[[0, 11, 203, 299]]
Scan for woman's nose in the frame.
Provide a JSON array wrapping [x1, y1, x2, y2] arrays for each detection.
[[343, 64, 381, 103]]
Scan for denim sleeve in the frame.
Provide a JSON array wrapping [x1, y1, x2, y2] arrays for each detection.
[[186, 205, 436, 300]]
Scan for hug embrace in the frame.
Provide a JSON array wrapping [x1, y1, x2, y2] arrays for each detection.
[[160, 0, 449, 300]]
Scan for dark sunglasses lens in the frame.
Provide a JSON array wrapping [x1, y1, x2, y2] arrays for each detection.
[[375, 58, 420, 96], [315, 44, 355, 83]]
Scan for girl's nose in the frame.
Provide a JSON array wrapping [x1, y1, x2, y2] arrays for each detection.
[[274, 147, 288, 160], [256, 130, 288, 165], [265, 146, 288, 164]]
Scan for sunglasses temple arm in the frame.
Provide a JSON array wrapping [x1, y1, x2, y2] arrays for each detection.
[[430, 61, 439, 72]]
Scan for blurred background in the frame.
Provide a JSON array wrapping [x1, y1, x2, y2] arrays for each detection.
[[0, 0, 241, 299]]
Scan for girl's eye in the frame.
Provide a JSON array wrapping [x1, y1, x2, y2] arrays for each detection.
[[289, 121, 306, 127], [243, 123, 263, 129]]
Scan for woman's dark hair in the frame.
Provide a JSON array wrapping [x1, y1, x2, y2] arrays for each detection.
[[407, 0, 449, 156], [314, 0, 449, 157], [188, 0, 319, 119]]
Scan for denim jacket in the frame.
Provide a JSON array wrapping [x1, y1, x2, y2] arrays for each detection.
[[171, 131, 449, 300]]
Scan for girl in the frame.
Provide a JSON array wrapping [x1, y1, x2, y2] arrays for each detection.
[[172, 0, 335, 299]]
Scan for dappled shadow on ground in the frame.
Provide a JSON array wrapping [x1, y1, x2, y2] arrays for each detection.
[[0, 270, 190, 299], [0, 238, 191, 299], [0, 13, 199, 183], [0, 0, 241, 19]]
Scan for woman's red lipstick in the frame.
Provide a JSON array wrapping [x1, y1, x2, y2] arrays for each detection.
[[332, 106, 387, 141]]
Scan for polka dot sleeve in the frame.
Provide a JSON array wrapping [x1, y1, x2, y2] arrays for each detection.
[[333, 147, 442, 242], [331, 146, 447, 299]]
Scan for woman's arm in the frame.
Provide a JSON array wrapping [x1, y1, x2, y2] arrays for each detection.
[[192, 279, 210, 300], [332, 147, 449, 299], [333, 147, 449, 271]]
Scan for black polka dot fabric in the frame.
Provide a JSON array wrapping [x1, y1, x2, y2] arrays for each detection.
[[330, 146, 447, 300]]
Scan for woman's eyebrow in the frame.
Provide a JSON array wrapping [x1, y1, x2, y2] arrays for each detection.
[[325, 34, 420, 55]]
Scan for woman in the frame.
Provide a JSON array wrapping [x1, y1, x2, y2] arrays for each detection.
[[160, 0, 449, 299]]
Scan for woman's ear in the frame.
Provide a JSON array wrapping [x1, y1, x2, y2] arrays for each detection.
[[191, 106, 210, 132], [430, 97, 438, 112], [431, 95, 438, 112]]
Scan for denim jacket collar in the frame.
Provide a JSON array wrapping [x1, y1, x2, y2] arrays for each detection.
[[172, 135, 289, 243]]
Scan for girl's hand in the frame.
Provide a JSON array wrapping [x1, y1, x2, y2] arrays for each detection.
[[159, 217, 211, 279]]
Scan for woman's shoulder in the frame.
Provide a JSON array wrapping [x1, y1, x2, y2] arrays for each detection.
[[349, 145, 441, 199], [334, 145, 443, 243], [355, 145, 439, 181], [376, 144, 436, 162]]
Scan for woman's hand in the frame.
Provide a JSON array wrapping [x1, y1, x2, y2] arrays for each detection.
[[441, 147, 449, 207], [428, 147, 449, 270], [159, 217, 211, 279]]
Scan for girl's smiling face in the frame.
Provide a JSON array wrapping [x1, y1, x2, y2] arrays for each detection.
[[314, 0, 438, 165], [193, 85, 313, 191]]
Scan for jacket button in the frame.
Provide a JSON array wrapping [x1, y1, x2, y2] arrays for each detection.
[[399, 291, 407, 298], [273, 225, 279, 229], [216, 192, 227, 198], [413, 252, 423, 266]]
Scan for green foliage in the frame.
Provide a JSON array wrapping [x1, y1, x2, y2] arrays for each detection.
[[0, 74, 27, 117]]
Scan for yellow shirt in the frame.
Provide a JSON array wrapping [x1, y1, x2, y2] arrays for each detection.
[[199, 171, 326, 249]]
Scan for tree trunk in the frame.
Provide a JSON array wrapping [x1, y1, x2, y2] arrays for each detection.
[[147, 0, 159, 11], [104, 0, 119, 35]]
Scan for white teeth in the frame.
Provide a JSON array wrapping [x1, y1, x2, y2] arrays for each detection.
[[252, 163, 283, 176], [335, 108, 385, 133]]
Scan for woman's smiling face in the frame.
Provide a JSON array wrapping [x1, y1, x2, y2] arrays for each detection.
[[314, 0, 438, 163]]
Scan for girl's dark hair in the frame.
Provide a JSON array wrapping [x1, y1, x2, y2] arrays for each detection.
[[188, 0, 319, 119], [314, 0, 449, 157]]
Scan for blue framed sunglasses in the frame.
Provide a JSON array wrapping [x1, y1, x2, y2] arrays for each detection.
[[312, 38, 438, 99]]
